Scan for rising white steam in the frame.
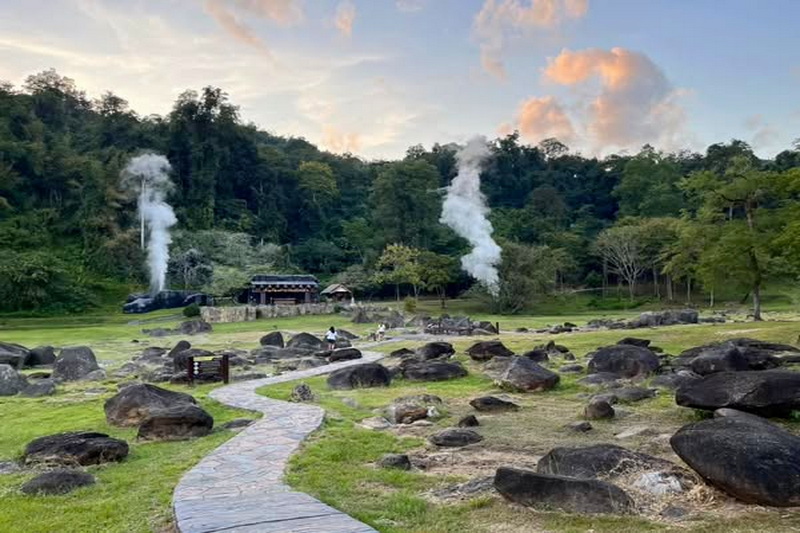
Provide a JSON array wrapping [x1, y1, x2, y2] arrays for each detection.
[[440, 136, 502, 296], [121, 154, 177, 295]]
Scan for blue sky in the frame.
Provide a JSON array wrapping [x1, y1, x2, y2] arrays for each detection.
[[0, 0, 797, 159]]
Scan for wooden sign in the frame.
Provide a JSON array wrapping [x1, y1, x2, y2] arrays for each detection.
[[186, 353, 230, 385]]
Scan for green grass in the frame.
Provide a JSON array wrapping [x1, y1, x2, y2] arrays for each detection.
[[0, 382, 254, 533], [259, 320, 800, 533]]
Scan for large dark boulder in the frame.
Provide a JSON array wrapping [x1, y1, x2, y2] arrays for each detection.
[[21, 469, 96, 495], [328, 347, 362, 363], [674, 338, 788, 374], [287, 332, 324, 351], [401, 360, 467, 382], [429, 428, 483, 447], [21, 379, 57, 397], [137, 404, 214, 441], [496, 357, 559, 392], [167, 340, 192, 359], [675, 370, 800, 417], [466, 340, 514, 362], [52, 347, 100, 381], [26, 346, 56, 367], [178, 319, 212, 335], [327, 363, 392, 390], [415, 342, 455, 360], [23, 431, 129, 466], [617, 337, 651, 348], [630, 309, 698, 328], [259, 331, 285, 348], [0, 364, 27, 396], [587, 344, 660, 378], [104, 384, 197, 426], [494, 467, 634, 514], [671, 416, 800, 506], [537, 444, 676, 480], [469, 396, 519, 412], [584, 400, 614, 420], [0, 341, 29, 369]]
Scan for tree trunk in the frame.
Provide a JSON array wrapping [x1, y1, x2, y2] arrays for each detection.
[[395, 283, 400, 302], [710, 287, 715, 308], [628, 278, 635, 302], [752, 282, 762, 321], [666, 275, 673, 301], [686, 277, 692, 303], [653, 267, 660, 299], [602, 260, 608, 299]]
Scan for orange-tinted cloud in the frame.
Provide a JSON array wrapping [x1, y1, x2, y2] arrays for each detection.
[[204, 0, 303, 53], [474, 0, 589, 79], [334, 1, 356, 37], [513, 95, 575, 144], [323, 125, 361, 154], [543, 47, 685, 149]]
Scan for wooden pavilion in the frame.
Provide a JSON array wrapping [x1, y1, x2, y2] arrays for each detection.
[[247, 275, 320, 305]]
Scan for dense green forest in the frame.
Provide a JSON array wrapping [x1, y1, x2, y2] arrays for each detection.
[[2, 70, 800, 316]]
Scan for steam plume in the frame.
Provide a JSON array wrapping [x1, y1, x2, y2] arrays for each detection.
[[121, 154, 177, 295], [440, 136, 502, 296]]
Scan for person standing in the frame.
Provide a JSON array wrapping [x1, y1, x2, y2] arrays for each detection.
[[325, 326, 338, 351], [377, 323, 386, 341]]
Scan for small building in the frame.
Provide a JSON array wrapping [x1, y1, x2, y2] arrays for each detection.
[[247, 275, 320, 305], [320, 283, 353, 302]]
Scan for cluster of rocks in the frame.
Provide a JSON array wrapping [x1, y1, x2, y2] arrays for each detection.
[[526, 309, 724, 335], [11, 383, 234, 496], [463, 340, 562, 392], [142, 319, 213, 338], [350, 307, 405, 328]]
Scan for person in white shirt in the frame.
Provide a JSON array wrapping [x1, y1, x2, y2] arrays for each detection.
[[377, 323, 386, 341], [325, 326, 338, 351]]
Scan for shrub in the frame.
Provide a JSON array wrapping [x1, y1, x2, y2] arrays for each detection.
[[183, 302, 201, 317], [403, 296, 417, 314]]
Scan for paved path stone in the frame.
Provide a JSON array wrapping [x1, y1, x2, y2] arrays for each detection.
[[173, 350, 386, 533]]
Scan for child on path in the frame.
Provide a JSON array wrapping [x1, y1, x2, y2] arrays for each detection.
[[325, 326, 338, 351]]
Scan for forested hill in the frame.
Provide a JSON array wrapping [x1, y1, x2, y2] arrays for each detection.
[[2, 70, 800, 315]]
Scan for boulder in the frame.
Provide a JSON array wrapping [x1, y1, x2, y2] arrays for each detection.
[[137, 403, 214, 441], [178, 319, 212, 335], [675, 370, 800, 417], [587, 344, 660, 378], [466, 340, 514, 362], [614, 386, 656, 403], [386, 394, 442, 424], [559, 364, 584, 374], [287, 332, 324, 351], [630, 309, 698, 328], [0, 341, 29, 369], [578, 372, 621, 387], [687, 343, 750, 375], [584, 400, 614, 420], [415, 342, 455, 360], [458, 414, 480, 427], [23, 431, 129, 466], [566, 421, 593, 432], [21, 469, 95, 495], [494, 467, 634, 514], [26, 346, 56, 367], [522, 349, 549, 363], [167, 340, 192, 359], [328, 348, 362, 363], [617, 337, 651, 348], [52, 347, 100, 381], [389, 347, 415, 358], [221, 419, 255, 430], [670, 415, 800, 506], [401, 360, 467, 382], [429, 428, 483, 447], [290, 383, 315, 402], [104, 384, 197, 426], [538, 444, 677, 480], [650, 370, 701, 390], [495, 357, 559, 392], [259, 331, 285, 348], [0, 364, 27, 396], [336, 329, 359, 340], [327, 363, 392, 390], [20, 379, 56, 397], [469, 396, 519, 412], [377, 453, 411, 470], [674, 339, 787, 374]]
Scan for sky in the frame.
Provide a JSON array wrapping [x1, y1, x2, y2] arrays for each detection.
[[1, 0, 799, 160]]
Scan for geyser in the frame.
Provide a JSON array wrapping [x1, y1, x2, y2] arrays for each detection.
[[440, 136, 502, 296], [121, 154, 177, 295]]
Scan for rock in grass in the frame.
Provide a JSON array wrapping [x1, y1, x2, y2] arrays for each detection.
[[327, 348, 362, 363], [259, 331, 284, 348], [495, 357, 559, 392], [0, 364, 27, 396], [21, 469, 95, 495], [104, 384, 197, 427], [537, 444, 677, 480], [221, 418, 255, 431], [290, 383, 315, 402], [137, 404, 214, 441], [327, 363, 392, 390], [670, 415, 800, 506], [26, 346, 56, 367], [52, 347, 100, 381], [20, 379, 56, 397], [587, 344, 660, 378], [469, 396, 519, 412], [565, 421, 593, 432], [23, 432, 129, 466], [415, 342, 455, 360], [429, 428, 483, 447], [458, 414, 480, 427], [377, 454, 411, 470], [466, 340, 514, 362], [584, 400, 615, 420], [401, 360, 467, 382], [675, 370, 800, 417], [493, 467, 634, 514]]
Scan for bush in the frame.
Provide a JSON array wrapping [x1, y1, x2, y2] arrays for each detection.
[[183, 302, 201, 317], [403, 296, 417, 314]]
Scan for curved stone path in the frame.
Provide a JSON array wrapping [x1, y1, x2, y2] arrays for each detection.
[[173, 351, 385, 533]]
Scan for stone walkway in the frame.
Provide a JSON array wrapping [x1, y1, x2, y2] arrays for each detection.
[[173, 351, 386, 533]]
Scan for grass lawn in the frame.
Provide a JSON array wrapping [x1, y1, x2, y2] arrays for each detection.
[[259, 320, 800, 533]]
